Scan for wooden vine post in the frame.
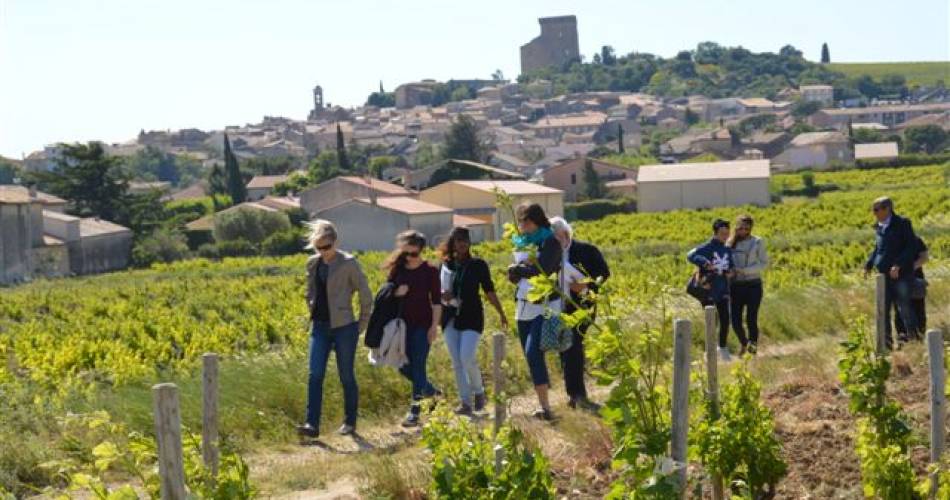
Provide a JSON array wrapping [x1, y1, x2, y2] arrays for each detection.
[[671, 319, 691, 499]]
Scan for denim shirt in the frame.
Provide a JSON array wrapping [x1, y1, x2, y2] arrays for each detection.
[[687, 238, 735, 302]]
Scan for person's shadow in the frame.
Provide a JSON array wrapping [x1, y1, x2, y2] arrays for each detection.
[[298, 432, 377, 454]]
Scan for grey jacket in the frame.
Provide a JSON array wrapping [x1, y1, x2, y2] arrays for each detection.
[[306, 251, 373, 331], [731, 236, 769, 282]]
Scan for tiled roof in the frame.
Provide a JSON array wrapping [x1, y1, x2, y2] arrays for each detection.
[[338, 176, 413, 195], [247, 175, 289, 189], [79, 218, 132, 238], [352, 196, 452, 215], [450, 180, 563, 195]]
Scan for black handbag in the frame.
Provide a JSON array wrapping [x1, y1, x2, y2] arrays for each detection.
[[686, 271, 712, 305]]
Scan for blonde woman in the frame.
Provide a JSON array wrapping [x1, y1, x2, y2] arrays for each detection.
[[297, 220, 372, 439]]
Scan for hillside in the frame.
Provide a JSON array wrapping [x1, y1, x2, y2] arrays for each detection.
[[1, 164, 948, 498], [827, 61, 950, 87]]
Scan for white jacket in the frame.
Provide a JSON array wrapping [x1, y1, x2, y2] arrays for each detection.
[[368, 317, 408, 368]]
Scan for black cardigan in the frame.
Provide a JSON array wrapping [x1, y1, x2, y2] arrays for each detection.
[[507, 234, 562, 303]]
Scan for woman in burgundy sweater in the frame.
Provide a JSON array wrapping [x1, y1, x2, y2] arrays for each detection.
[[383, 230, 443, 427]]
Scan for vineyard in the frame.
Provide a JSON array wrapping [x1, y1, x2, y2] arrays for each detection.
[[0, 164, 948, 498]]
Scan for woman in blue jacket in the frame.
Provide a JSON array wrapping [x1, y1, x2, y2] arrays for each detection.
[[688, 218, 743, 361]]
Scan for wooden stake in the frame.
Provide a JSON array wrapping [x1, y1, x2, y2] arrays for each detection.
[[927, 329, 945, 499], [704, 306, 723, 500], [153, 383, 186, 500], [672, 319, 691, 498], [202, 353, 219, 477], [875, 274, 887, 353]]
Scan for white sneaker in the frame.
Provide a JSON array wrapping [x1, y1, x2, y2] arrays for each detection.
[[718, 347, 732, 363], [337, 424, 356, 435]]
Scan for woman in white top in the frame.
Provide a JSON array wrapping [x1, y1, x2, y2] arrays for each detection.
[[506, 203, 562, 421]]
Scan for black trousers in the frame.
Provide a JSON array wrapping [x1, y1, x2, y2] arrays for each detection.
[[884, 275, 920, 345], [560, 322, 589, 400], [714, 299, 742, 348], [894, 298, 926, 338], [730, 280, 763, 345]]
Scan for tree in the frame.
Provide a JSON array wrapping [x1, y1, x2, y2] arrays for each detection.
[[491, 69, 505, 81], [617, 124, 625, 153], [0, 159, 19, 184], [904, 125, 948, 154], [368, 156, 396, 180], [207, 162, 228, 210], [213, 207, 291, 247], [27, 142, 129, 221], [132, 228, 189, 267], [443, 114, 487, 162], [335, 124, 350, 171], [223, 134, 247, 204], [450, 86, 473, 102], [600, 45, 616, 66], [582, 159, 605, 199], [820, 43, 830, 64], [685, 107, 700, 125], [366, 91, 395, 108], [791, 100, 822, 118]]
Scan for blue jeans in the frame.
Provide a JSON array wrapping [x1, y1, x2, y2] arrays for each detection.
[[444, 320, 484, 406], [517, 316, 550, 386], [306, 321, 359, 428], [399, 325, 436, 404]]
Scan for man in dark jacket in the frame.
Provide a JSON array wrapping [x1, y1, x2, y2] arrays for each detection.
[[864, 197, 920, 345], [550, 217, 609, 411]]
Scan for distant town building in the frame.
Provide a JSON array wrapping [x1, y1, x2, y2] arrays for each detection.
[[855, 142, 899, 161], [520, 16, 580, 75], [542, 157, 636, 202], [317, 197, 458, 251], [246, 174, 290, 201], [419, 180, 563, 239], [636, 160, 771, 213], [299, 176, 414, 216], [772, 131, 852, 171], [800, 85, 834, 107], [810, 102, 950, 130], [0, 186, 131, 284], [395, 80, 439, 109]]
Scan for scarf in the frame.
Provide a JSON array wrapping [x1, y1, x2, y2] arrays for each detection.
[[511, 226, 553, 250]]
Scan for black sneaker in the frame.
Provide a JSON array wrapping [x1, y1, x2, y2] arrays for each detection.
[[296, 423, 319, 438], [532, 408, 555, 421], [748, 342, 758, 355], [454, 404, 473, 416], [401, 413, 420, 427], [573, 398, 602, 413], [473, 393, 487, 412]]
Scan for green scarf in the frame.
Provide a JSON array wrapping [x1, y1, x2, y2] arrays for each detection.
[[512, 226, 553, 250]]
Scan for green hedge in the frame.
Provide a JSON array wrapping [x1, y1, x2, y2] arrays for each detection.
[[565, 198, 636, 221], [854, 152, 950, 169]]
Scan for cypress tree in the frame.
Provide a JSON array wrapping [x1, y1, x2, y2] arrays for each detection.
[[618, 124, 625, 153], [223, 134, 246, 204], [336, 123, 350, 171], [821, 43, 830, 64]]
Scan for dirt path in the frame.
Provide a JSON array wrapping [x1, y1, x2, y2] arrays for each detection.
[[249, 333, 869, 499]]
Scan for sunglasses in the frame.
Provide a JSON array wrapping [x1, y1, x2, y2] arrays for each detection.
[[316, 243, 333, 251], [873, 207, 885, 213], [403, 251, 421, 258]]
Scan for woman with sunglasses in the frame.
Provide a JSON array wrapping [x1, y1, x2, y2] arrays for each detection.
[[507, 203, 562, 421], [383, 230, 442, 427], [297, 220, 373, 439], [438, 226, 509, 416]]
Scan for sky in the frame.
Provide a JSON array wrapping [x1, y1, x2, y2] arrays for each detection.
[[1, 0, 948, 158]]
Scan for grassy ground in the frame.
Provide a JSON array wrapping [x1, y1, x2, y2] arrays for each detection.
[[826, 61, 950, 87], [2, 165, 946, 496]]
